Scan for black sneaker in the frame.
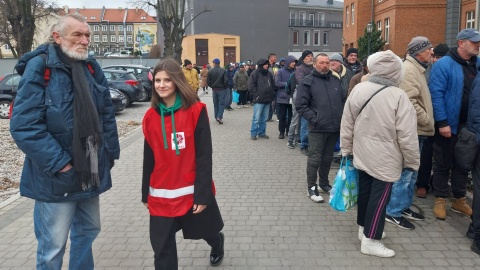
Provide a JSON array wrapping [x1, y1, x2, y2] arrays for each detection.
[[472, 242, 480, 255], [287, 141, 295, 149], [319, 184, 332, 193], [385, 215, 415, 230], [401, 208, 425, 221], [300, 147, 309, 156]]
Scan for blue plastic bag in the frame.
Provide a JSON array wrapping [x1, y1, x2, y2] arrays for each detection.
[[329, 156, 359, 212], [232, 90, 239, 103]]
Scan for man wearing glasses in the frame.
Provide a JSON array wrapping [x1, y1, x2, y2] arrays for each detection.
[[428, 29, 480, 220]]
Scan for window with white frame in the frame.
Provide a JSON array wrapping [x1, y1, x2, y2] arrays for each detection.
[[190, 0, 193, 9], [385, 18, 390, 44], [290, 11, 296, 25], [304, 30, 310, 46], [293, 31, 299, 45], [377, 20, 382, 31], [111, 35, 116, 42], [318, 12, 325, 27], [118, 35, 124, 42], [313, 30, 320, 46], [141, 16, 146, 20], [102, 35, 107, 42], [118, 25, 123, 31], [299, 12, 306, 26], [351, 3, 355, 25], [94, 35, 99, 42], [323, 31, 329, 46], [346, 6, 349, 26], [93, 25, 99, 31], [127, 35, 132, 42], [102, 25, 107, 32], [90, 16, 96, 20], [467, 11, 475, 28], [127, 25, 133, 32], [309, 13, 315, 26], [110, 25, 115, 31], [4, 44, 10, 50]]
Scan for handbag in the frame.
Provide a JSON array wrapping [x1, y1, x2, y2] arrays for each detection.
[[232, 90, 239, 103], [329, 156, 359, 212]]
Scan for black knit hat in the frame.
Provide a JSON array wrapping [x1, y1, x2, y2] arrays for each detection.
[[433, 43, 449, 57], [346, 48, 359, 57], [184, 59, 192, 66], [301, 50, 313, 60]]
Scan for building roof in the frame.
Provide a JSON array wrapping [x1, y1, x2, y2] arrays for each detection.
[[289, 0, 343, 9], [125, 8, 156, 23], [59, 7, 156, 24]]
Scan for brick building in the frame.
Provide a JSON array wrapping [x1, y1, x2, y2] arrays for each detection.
[[342, 0, 447, 57], [62, 6, 157, 55]]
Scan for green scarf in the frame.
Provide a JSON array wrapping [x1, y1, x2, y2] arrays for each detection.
[[158, 94, 182, 155]]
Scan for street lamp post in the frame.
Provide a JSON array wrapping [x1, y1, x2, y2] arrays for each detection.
[[367, 22, 373, 56]]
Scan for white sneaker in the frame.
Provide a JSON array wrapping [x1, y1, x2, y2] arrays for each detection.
[[358, 226, 386, 241], [307, 186, 324, 203], [237, 106, 242, 109], [360, 237, 395, 258], [243, 105, 249, 108]]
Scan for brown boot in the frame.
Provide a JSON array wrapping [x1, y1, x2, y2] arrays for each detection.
[[416, 188, 427, 198], [451, 197, 472, 217], [434, 197, 447, 220]]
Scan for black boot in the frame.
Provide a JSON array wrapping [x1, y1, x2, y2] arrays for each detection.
[[278, 132, 285, 139], [210, 232, 224, 266]]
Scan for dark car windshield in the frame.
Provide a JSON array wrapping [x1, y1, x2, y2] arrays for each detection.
[[104, 71, 137, 81]]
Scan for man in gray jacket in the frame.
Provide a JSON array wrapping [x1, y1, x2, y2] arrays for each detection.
[[207, 58, 228, 124], [296, 53, 346, 203]]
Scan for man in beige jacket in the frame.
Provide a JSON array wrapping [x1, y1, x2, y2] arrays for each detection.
[[384, 37, 435, 230]]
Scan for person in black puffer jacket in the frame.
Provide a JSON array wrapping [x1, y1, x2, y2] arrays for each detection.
[[248, 59, 276, 140]]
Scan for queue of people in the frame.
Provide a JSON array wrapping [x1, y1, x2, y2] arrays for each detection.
[[8, 11, 480, 269]]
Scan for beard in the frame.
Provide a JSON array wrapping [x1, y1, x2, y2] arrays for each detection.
[[61, 43, 88, 60]]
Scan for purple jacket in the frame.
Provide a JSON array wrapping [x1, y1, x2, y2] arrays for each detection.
[[275, 55, 297, 104]]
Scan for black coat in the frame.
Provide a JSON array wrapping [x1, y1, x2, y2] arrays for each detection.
[[247, 69, 276, 104], [295, 70, 345, 133]]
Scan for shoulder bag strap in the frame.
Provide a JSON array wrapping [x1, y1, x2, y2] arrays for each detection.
[[358, 85, 388, 116]]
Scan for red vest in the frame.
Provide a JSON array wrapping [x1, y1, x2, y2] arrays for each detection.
[[143, 102, 213, 217]]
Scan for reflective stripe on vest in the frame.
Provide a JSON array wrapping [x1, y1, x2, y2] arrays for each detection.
[[149, 185, 194, 199]]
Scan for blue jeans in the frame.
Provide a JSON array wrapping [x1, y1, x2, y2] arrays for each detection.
[[212, 89, 228, 120], [251, 103, 270, 137], [386, 136, 426, 217], [225, 87, 233, 107], [300, 117, 309, 149], [34, 196, 101, 270]]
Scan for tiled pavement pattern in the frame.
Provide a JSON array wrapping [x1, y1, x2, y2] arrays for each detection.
[[1, 91, 479, 269]]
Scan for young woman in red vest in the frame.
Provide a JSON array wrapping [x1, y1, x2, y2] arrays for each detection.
[[142, 58, 224, 269]]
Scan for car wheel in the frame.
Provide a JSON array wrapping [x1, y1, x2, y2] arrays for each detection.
[[122, 93, 132, 107], [0, 100, 11, 119], [137, 91, 149, 102]]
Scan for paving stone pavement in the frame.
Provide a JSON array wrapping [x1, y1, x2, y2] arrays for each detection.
[[1, 92, 480, 269]]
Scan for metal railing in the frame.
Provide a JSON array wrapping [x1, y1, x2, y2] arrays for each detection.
[[289, 19, 342, 28]]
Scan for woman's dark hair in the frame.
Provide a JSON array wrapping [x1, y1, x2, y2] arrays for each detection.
[[151, 58, 200, 109]]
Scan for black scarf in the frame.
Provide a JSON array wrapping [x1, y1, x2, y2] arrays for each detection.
[[55, 45, 102, 190], [260, 67, 269, 75]]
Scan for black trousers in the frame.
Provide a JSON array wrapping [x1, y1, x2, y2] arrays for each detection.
[[237, 90, 248, 105], [306, 132, 338, 188], [357, 170, 393, 240], [278, 103, 292, 134], [432, 127, 468, 198], [417, 136, 434, 190], [150, 215, 221, 270]]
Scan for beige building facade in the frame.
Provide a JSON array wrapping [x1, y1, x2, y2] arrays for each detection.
[[182, 33, 240, 67]]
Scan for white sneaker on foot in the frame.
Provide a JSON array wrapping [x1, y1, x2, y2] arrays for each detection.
[[360, 237, 395, 258], [358, 226, 385, 241], [307, 186, 324, 203]]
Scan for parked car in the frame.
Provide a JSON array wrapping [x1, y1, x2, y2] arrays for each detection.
[[102, 69, 148, 106], [0, 73, 20, 119], [110, 88, 127, 113], [103, 64, 153, 102]]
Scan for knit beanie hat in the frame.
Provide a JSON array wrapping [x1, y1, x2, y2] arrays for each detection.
[[184, 59, 192, 66], [433, 43, 449, 57], [301, 50, 313, 60], [407, 36, 432, 56], [329, 53, 344, 62], [346, 48, 359, 57]]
